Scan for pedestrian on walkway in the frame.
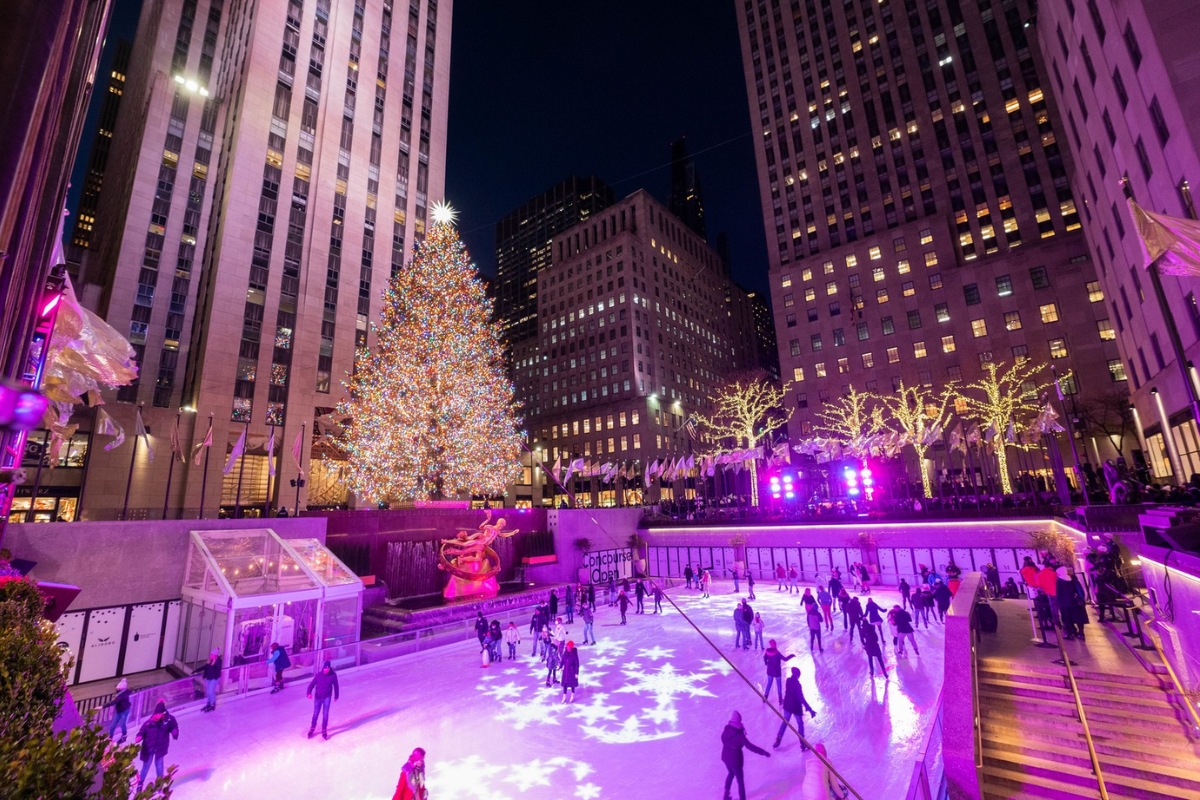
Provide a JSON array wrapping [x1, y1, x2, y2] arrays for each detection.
[[899, 578, 912, 611], [860, 622, 886, 678], [653, 583, 664, 613], [817, 586, 834, 632], [747, 572, 756, 601], [504, 622, 521, 660], [752, 612, 765, 650], [134, 699, 179, 791], [864, 597, 887, 654], [806, 604, 824, 653], [196, 648, 222, 712], [1057, 567, 1089, 640], [635, 580, 646, 614], [581, 604, 596, 644], [392, 747, 429, 800], [774, 667, 817, 749], [306, 660, 340, 740], [763, 640, 795, 703], [267, 642, 290, 693], [721, 711, 770, 800], [104, 679, 131, 742], [560, 641, 580, 703]]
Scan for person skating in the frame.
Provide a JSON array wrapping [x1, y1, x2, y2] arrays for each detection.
[[733, 602, 748, 649], [932, 580, 952, 623], [721, 710, 770, 800], [504, 621, 521, 660], [801, 587, 817, 613], [103, 678, 131, 743], [864, 597, 887, 654], [860, 622, 886, 678], [607, 575, 617, 606], [700, 569, 712, 598], [788, 566, 800, 594], [892, 604, 919, 655], [635, 580, 646, 614], [544, 640, 561, 687], [732, 566, 741, 593], [653, 583, 664, 613], [134, 699, 179, 791], [774, 667, 818, 749], [538, 624, 552, 660], [560, 640, 580, 703], [306, 660, 340, 740], [799, 743, 848, 800], [828, 573, 843, 604], [565, 584, 576, 623], [741, 599, 754, 651], [837, 588, 851, 630], [752, 612, 765, 650], [617, 589, 630, 624], [817, 586, 834, 632], [747, 572, 756, 601], [763, 640, 795, 703], [899, 578, 912, 611], [474, 611, 489, 648], [845, 595, 864, 640], [392, 747, 428, 800], [195, 648, 222, 712], [775, 563, 786, 591], [266, 642, 291, 693], [806, 604, 824, 653], [684, 563, 695, 589], [548, 589, 559, 621], [488, 620, 503, 662], [581, 604, 596, 644]]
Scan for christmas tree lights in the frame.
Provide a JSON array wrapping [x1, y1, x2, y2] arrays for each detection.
[[337, 212, 523, 504]]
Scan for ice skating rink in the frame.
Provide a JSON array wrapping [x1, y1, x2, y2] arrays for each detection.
[[165, 583, 945, 799]]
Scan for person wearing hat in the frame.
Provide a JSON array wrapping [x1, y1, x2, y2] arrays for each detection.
[[560, 640, 580, 703], [774, 667, 818, 750], [799, 742, 848, 799], [721, 710, 770, 800], [266, 642, 291, 694], [134, 699, 179, 791], [103, 678, 132, 743], [392, 747, 428, 800], [1056, 566, 1089, 640], [194, 648, 222, 712], [306, 660, 340, 740]]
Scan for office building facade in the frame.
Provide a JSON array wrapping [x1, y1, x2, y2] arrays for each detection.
[[735, 0, 1123, 475], [1036, 0, 1200, 480], [79, 0, 452, 518]]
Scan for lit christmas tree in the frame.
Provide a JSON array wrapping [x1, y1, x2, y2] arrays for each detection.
[[338, 202, 523, 504]]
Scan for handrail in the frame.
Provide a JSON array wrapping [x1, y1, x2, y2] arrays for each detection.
[[1142, 614, 1200, 738], [1053, 617, 1110, 800], [903, 689, 946, 800], [972, 624, 983, 772]]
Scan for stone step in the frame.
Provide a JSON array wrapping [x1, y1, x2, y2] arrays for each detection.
[[981, 764, 1119, 800], [979, 657, 1167, 688], [979, 667, 1174, 696], [980, 719, 1198, 763], [983, 730, 1200, 792], [978, 689, 1191, 735], [978, 676, 1180, 713], [982, 760, 1199, 800], [979, 701, 1192, 747]]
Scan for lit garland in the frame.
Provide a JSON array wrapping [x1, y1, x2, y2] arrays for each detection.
[[337, 215, 524, 503]]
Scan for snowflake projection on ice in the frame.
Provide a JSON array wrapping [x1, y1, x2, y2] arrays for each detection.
[[431, 755, 595, 800], [478, 641, 723, 744]]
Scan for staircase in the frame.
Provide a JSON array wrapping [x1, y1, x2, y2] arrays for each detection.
[[978, 655, 1200, 799]]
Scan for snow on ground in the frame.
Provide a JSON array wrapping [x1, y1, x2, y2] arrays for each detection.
[[163, 582, 944, 799]]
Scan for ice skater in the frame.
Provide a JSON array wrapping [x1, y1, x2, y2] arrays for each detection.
[[734, 602, 748, 650], [134, 699, 179, 792], [776, 563, 786, 590], [195, 648, 222, 712], [860, 622, 887, 678], [653, 583, 664, 613], [635, 580, 646, 614], [392, 747, 428, 800], [773, 667, 817, 749], [560, 640, 580, 703], [104, 678, 131, 743], [806, 604, 824, 653], [475, 612, 489, 648], [701, 569, 712, 598], [892, 604, 919, 656], [581, 604, 596, 644], [732, 566, 741, 593], [488, 620, 503, 662], [617, 589, 630, 624], [267, 642, 290, 693], [752, 612, 765, 650], [864, 597, 887, 654], [306, 660, 340, 739], [763, 640, 795, 703], [899, 577, 912, 610], [565, 584, 576, 623], [684, 563, 695, 589], [932, 580, 952, 623], [721, 711, 770, 800], [817, 585, 834, 632], [845, 594, 864, 640], [504, 621, 521, 660], [747, 572, 756, 601], [788, 565, 800, 594], [544, 640, 561, 687]]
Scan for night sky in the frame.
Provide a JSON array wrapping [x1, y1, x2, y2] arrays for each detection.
[[69, 0, 769, 294]]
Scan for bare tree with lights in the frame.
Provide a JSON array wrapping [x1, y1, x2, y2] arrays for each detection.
[[879, 379, 958, 499], [960, 358, 1059, 495], [697, 372, 793, 507], [813, 384, 885, 459], [338, 202, 524, 504]]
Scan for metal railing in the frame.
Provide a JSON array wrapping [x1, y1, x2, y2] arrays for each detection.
[[1143, 616, 1200, 739], [905, 690, 947, 800], [1052, 613, 1110, 800]]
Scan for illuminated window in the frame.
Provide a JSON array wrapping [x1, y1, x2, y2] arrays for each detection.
[[783, 293, 795, 308], [838, 357, 849, 374], [1049, 338, 1069, 358], [954, 398, 968, 415], [873, 267, 886, 282], [897, 259, 911, 274], [1108, 359, 1127, 382], [862, 352, 874, 368], [1097, 319, 1116, 340], [815, 362, 827, 378], [846, 254, 858, 268], [869, 246, 882, 260], [826, 281, 838, 295], [887, 347, 900, 363], [1086, 280, 1104, 302], [902, 281, 916, 297], [1039, 303, 1060, 323], [1004, 311, 1023, 330], [919, 228, 933, 244], [996, 275, 1013, 296], [914, 341, 928, 358], [781, 273, 792, 288], [929, 273, 943, 290], [805, 287, 816, 302], [971, 319, 988, 337], [793, 366, 805, 381], [941, 335, 956, 353], [924, 251, 939, 267], [801, 268, 813, 281], [823, 260, 835, 274], [876, 288, 890, 304], [935, 303, 950, 322]]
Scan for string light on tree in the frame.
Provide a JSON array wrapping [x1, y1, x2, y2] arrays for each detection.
[[337, 201, 523, 503], [697, 372, 793, 508]]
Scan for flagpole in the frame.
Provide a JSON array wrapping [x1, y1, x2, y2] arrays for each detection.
[[1051, 366, 1087, 507], [198, 414, 213, 519], [234, 420, 249, 518], [162, 409, 181, 520], [263, 423, 275, 518], [121, 405, 143, 520], [294, 422, 305, 515]]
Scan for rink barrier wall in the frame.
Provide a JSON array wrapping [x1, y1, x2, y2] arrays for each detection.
[[942, 573, 985, 800], [905, 690, 947, 800]]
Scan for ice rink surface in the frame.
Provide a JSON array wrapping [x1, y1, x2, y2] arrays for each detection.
[[162, 582, 945, 799]]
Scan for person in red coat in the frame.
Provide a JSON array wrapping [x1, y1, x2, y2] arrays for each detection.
[[393, 747, 428, 800]]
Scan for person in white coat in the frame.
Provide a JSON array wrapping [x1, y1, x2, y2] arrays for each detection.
[[798, 743, 848, 800]]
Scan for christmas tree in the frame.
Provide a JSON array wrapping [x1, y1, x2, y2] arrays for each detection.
[[338, 203, 523, 503]]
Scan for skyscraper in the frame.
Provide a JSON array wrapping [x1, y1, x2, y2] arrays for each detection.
[[1035, 1, 1200, 481], [79, 0, 453, 518], [668, 136, 707, 240], [71, 40, 132, 251], [735, 0, 1122, 468]]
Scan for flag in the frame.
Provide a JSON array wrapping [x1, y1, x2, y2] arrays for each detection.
[[266, 426, 277, 477], [1006, 420, 1016, 443], [1129, 199, 1200, 278], [983, 422, 997, 442], [134, 407, 153, 462], [551, 455, 561, 480], [192, 421, 212, 465], [772, 441, 790, 464], [684, 416, 698, 440], [646, 459, 659, 478], [686, 454, 695, 473], [95, 408, 125, 451], [169, 416, 183, 463], [292, 428, 306, 476], [222, 427, 247, 475]]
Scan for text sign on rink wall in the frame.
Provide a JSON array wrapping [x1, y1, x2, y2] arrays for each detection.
[[586, 548, 632, 585]]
